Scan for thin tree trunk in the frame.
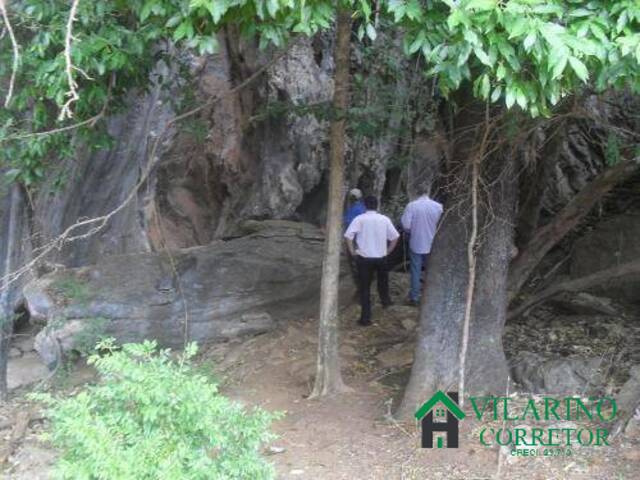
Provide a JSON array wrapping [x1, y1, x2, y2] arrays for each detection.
[[310, 8, 352, 397], [508, 156, 639, 301], [507, 259, 640, 320], [0, 184, 23, 401]]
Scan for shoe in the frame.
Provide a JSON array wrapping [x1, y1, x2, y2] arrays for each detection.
[[358, 319, 372, 327]]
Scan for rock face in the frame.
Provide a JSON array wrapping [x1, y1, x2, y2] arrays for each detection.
[[22, 221, 332, 366], [12, 31, 439, 275], [570, 209, 640, 304]]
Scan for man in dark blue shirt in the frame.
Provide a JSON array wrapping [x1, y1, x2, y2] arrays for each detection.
[[343, 188, 366, 299], [344, 188, 366, 229]]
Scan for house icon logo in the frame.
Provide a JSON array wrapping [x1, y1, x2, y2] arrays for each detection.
[[415, 391, 465, 448]]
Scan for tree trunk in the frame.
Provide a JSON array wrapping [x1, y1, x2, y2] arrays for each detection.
[[396, 94, 519, 419], [516, 120, 566, 247], [310, 8, 352, 397], [508, 156, 640, 301], [0, 184, 24, 401]]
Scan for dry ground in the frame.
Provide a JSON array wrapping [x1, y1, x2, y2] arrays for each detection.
[[1, 299, 639, 479]]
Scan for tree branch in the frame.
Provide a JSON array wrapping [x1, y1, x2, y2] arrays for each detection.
[[508, 156, 640, 301], [0, 0, 20, 108], [58, 0, 82, 120], [507, 259, 640, 320]]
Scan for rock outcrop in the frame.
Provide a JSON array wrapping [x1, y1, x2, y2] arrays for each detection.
[[511, 352, 604, 395], [22, 221, 336, 367], [15, 31, 439, 274]]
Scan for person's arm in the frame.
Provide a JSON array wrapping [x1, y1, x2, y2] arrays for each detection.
[[344, 217, 360, 256], [387, 237, 399, 255], [346, 238, 357, 256], [401, 204, 412, 232], [386, 219, 400, 255]]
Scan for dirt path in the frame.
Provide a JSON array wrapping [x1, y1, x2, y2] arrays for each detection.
[[203, 304, 640, 479], [2, 301, 639, 479]]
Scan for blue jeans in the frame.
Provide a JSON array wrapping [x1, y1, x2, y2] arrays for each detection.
[[409, 249, 428, 302]]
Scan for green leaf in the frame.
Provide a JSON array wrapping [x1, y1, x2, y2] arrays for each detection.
[[405, 0, 422, 20], [480, 74, 491, 99], [515, 87, 527, 109], [508, 18, 529, 39], [173, 20, 194, 42], [590, 24, 608, 43], [140, 1, 154, 22], [569, 8, 593, 18], [568, 56, 589, 82], [366, 23, 377, 41], [505, 85, 516, 109], [551, 53, 568, 79], [523, 31, 537, 51], [408, 31, 426, 54], [266, 0, 279, 18], [474, 47, 492, 66], [206, 0, 229, 23], [463, 28, 480, 46], [491, 85, 502, 103]]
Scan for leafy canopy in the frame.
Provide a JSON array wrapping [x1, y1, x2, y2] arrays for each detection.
[[1, 0, 639, 184], [391, 0, 640, 116]]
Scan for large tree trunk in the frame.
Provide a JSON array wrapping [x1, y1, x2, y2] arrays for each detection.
[[0, 184, 24, 401], [508, 156, 640, 301], [310, 8, 352, 397], [396, 95, 519, 419]]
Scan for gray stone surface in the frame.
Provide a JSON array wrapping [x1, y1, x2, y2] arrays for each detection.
[[511, 351, 604, 394], [22, 221, 331, 364]]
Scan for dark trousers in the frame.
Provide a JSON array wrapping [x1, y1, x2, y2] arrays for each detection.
[[356, 256, 391, 324]]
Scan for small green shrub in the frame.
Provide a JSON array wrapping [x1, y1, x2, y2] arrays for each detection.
[[31, 339, 279, 480]]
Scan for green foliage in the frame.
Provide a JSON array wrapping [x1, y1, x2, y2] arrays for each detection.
[[350, 22, 435, 141], [2, 0, 638, 187], [71, 317, 109, 355], [52, 275, 91, 304], [31, 339, 280, 480], [391, 0, 640, 116]]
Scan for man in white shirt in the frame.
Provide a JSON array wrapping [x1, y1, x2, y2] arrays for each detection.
[[401, 189, 443, 305], [344, 196, 400, 326]]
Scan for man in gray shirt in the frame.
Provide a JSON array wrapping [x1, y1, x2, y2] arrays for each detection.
[[401, 189, 443, 305]]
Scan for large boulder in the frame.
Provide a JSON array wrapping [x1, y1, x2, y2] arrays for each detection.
[[22, 221, 336, 366], [511, 352, 605, 395]]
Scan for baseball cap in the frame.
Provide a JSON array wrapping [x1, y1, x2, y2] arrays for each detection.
[[349, 188, 363, 199]]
